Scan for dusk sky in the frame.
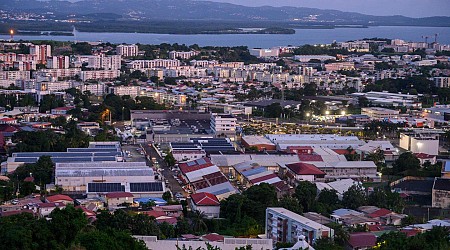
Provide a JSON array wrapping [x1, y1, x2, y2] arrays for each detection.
[[207, 0, 450, 18]]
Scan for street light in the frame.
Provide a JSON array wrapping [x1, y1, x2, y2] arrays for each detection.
[[341, 111, 346, 116], [306, 112, 310, 117], [325, 111, 330, 115]]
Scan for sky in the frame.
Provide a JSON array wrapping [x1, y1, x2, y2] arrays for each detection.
[[206, 0, 450, 18]]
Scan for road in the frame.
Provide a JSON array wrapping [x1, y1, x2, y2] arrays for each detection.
[[140, 143, 186, 197]]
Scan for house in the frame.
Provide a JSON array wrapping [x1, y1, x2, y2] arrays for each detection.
[[37, 202, 66, 217], [359, 206, 406, 226], [281, 162, 326, 184], [105, 192, 134, 207], [414, 153, 437, 165], [432, 178, 450, 208], [46, 194, 74, 205], [346, 232, 377, 250], [201, 233, 225, 242], [189, 192, 220, 218]]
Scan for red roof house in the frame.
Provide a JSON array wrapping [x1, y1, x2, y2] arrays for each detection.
[[46, 194, 74, 204], [347, 232, 377, 250], [189, 192, 220, 218], [201, 233, 224, 242]]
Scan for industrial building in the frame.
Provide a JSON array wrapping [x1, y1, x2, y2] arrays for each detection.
[[55, 162, 165, 197], [1, 142, 123, 174], [399, 132, 439, 156]]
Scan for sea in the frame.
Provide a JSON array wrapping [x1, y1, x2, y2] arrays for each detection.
[[1, 26, 450, 47]]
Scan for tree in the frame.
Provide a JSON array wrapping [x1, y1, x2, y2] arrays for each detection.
[[49, 205, 88, 246], [190, 210, 208, 234], [265, 103, 283, 118], [278, 196, 302, 214], [342, 185, 367, 210], [392, 152, 421, 174], [314, 237, 344, 250], [162, 191, 172, 202], [317, 189, 341, 214], [165, 152, 176, 167], [294, 181, 317, 212]]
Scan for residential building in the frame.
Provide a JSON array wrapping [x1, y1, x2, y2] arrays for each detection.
[[108, 85, 140, 97], [126, 59, 180, 70], [266, 207, 334, 245], [347, 232, 377, 250], [280, 162, 326, 184], [105, 192, 134, 207], [116, 44, 138, 57], [293, 55, 335, 62], [168, 50, 199, 60], [45, 194, 74, 205], [434, 77, 450, 88], [432, 178, 450, 208], [189, 192, 220, 218], [29, 44, 51, 64], [47, 56, 69, 69], [210, 113, 237, 137], [80, 70, 120, 81], [324, 62, 355, 72], [37, 202, 65, 217]]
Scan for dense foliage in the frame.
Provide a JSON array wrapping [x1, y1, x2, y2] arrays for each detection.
[[0, 206, 147, 250]]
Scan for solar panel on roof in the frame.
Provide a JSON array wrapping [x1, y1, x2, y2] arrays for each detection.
[[88, 183, 125, 192], [130, 182, 163, 192], [196, 158, 207, 165], [187, 161, 196, 166]]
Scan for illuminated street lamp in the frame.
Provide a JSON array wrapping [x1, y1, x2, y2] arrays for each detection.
[[341, 111, 346, 115], [325, 110, 330, 115], [10, 29, 14, 40]]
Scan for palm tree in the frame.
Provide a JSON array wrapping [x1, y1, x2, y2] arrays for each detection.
[[190, 210, 208, 234]]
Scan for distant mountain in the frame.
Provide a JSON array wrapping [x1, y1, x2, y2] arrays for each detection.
[[5, 0, 450, 26]]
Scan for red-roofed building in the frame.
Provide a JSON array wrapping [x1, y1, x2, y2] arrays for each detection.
[[286, 146, 314, 154], [347, 232, 377, 250], [201, 233, 224, 242], [283, 162, 326, 184], [104, 192, 134, 207], [0, 117, 17, 125], [76, 206, 96, 221], [414, 153, 437, 165], [37, 202, 66, 217], [368, 208, 392, 218], [298, 155, 323, 162], [46, 194, 74, 205], [178, 158, 214, 174], [24, 176, 34, 182], [189, 192, 220, 218]]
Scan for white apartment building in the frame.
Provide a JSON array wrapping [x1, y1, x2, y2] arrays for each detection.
[[109, 85, 140, 97], [141, 90, 187, 106], [266, 207, 333, 245], [13, 61, 36, 71], [47, 56, 70, 69], [29, 44, 51, 64], [36, 81, 71, 92], [293, 55, 336, 62], [78, 82, 106, 96], [80, 70, 120, 81], [75, 55, 121, 70], [116, 44, 138, 57], [0, 71, 30, 81], [435, 77, 450, 88], [126, 59, 180, 70], [36, 68, 81, 79], [324, 62, 355, 72], [338, 41, 370, 52], [190, 60, 219, 67], [210, 113, 237, 137], [168, 50, 199, 60], [361, 107, 400, 120]]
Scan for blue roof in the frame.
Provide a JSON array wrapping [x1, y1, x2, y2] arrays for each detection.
[[444, 160, 450, 172], [134, 197, 167, 205], [242, 167, 266, 177]]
